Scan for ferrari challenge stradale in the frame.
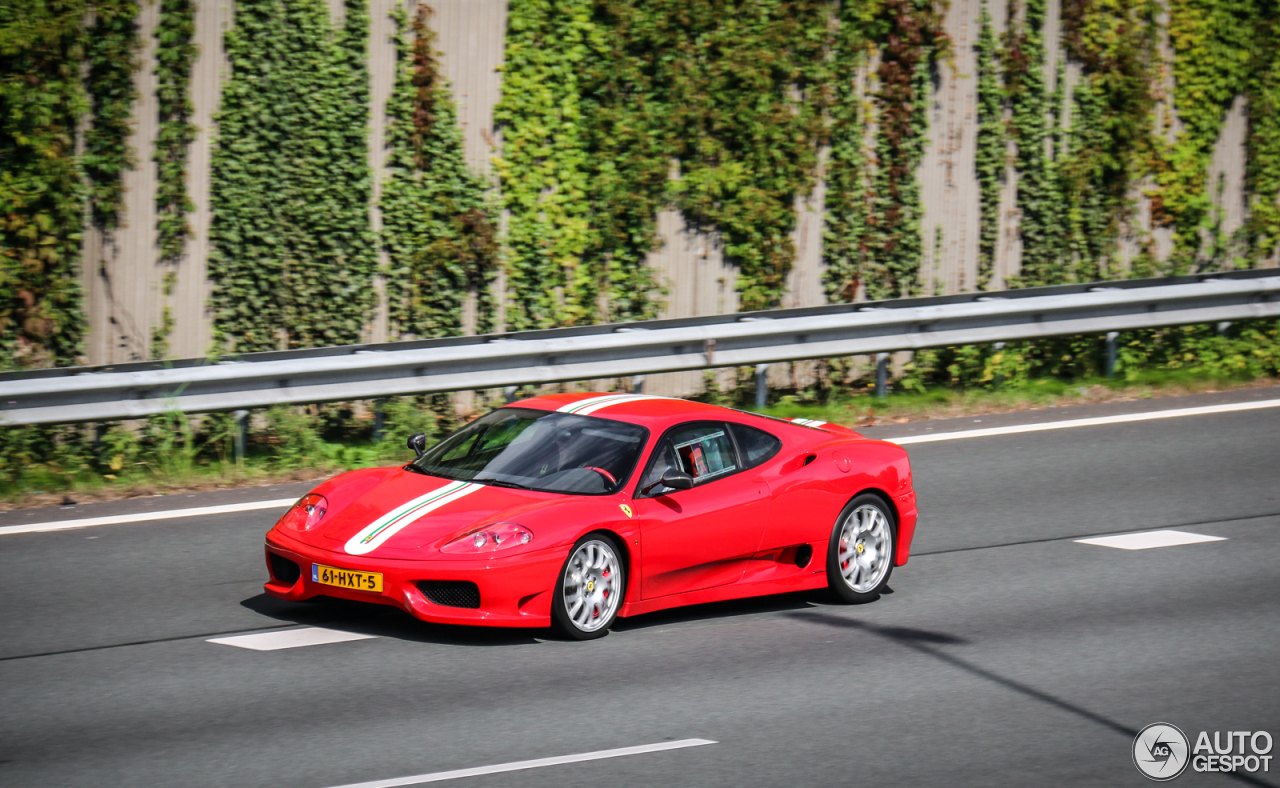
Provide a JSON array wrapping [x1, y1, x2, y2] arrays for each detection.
[[264, 393, 918, 640]]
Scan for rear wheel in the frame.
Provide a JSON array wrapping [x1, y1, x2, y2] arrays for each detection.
[[827, 494, 896, 604], [552, 534, 625, 640]]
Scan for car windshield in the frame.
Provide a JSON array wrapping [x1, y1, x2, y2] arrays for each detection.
[[410, 407, 649, 495]]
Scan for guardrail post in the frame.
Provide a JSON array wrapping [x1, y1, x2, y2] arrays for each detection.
[[1217, 321, 1232, 335], [755, 364, 769, 408], [875, 353, 890, 399], [992, 342, 1006, 388], [504, 386, 517, 404], [632, 375, 645, 394], [1105, 332, 1119, 378], [373, 405, 385, 442], [233, 410, 249, 463]]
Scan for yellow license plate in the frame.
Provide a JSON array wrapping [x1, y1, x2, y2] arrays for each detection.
[[312, 563, 383, 593]]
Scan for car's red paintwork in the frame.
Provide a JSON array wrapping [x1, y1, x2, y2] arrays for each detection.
[[264, 393, 918, 627]]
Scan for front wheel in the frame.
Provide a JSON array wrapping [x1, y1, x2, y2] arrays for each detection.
[[827, 493, 896, 604], [551, 534, 626, 640]]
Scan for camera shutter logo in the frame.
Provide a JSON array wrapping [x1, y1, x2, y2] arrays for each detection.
[[1134, 722, 1190, 781]]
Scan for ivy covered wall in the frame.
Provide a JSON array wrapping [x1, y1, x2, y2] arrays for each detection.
[[1, 2, 86, 369], [490, 0, 1278, 318], [496, 0, 832, 325], [823, 0, 950, 302], [380, 4, 498, 340], [0, 0, 148, 369], [5, 0, 1280, 384], [150, 0, 198, 359], [208, 0, 379, 353], [968, 0, 1279, 289]]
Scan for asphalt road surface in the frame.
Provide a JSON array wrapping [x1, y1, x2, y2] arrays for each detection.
[[2, 392, 1278, 788]]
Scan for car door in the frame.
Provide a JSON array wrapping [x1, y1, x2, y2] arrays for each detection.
[[630, 422, 771, 600]]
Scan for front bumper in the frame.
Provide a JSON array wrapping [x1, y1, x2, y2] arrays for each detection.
[[264, 530, 566, 627]]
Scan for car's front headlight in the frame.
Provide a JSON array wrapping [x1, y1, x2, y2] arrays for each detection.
[[441, 522, 533, 554], [277, 493, 328, 532]]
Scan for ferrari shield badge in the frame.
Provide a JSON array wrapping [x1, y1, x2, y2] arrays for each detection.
[[619, 504, 633, 518]]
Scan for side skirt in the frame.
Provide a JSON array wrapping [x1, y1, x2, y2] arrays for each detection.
[[618, 568, 828, 618]]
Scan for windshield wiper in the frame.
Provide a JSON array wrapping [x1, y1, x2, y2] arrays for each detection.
[[403, 464, 433, 476], [472, 476, 537, 491]]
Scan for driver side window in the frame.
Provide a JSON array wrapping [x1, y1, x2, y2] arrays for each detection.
[[640, 423, 739, 496]]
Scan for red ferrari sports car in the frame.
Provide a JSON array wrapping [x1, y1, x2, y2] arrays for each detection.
[[264, 393, 918, 639]]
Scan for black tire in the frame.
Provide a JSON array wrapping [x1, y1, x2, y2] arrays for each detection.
[[551, 532, 627, 640], [827, 493, 897, 604]]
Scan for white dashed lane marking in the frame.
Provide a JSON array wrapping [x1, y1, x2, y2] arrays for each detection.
[[1075, 530, 1227, 550], [324, 739, 717, 788], [208, 627, 375, 651]]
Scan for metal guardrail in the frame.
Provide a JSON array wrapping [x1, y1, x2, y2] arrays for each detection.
[[2, 269, 1278, 426]]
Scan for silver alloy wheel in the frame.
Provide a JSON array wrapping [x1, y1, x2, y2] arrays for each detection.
[[837, 504, 892, 593], [562, 539, 622, 632]]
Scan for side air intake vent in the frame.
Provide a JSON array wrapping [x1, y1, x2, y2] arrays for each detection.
[[419, 580, 481, 609], [268, 553, 301, 585]]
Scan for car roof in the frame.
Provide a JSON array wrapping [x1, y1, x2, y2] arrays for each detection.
[[507, 392, 839, 437]]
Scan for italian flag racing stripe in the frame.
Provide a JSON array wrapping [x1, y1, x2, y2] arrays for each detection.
[[557, 394, 671, 416], [344, 481, 482, 556], [790, 418, 828, 428]]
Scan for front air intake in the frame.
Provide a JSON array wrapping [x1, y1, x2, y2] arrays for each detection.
[[419, 580, 481, 609], [268, 552, 301, 585]]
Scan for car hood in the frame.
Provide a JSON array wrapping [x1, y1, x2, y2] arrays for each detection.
[[281, 467, 588, 559]]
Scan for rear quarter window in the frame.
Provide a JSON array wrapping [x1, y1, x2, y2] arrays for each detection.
[[729, 423, 782, 469]]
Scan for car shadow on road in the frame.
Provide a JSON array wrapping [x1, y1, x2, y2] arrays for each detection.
[[239, 586, 921, 647], [783, 610, 1270, 788], [610, 583, 898, 632], [239, 588, 859, 645], [239, 593, 545, 647], [611, 589, 830, 632], [789, 610, 967, 644]]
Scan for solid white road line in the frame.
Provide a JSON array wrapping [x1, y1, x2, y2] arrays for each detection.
[[885, 398, 1280, 445], [207, 627, 376, 651], [324, 739, 717, 788], [0, 497, 297, 537], [1075, 530, 1227, 550]]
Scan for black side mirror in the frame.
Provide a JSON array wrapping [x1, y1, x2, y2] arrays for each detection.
[[659, 470, 694, 491], [407, 433, 427, 458]]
